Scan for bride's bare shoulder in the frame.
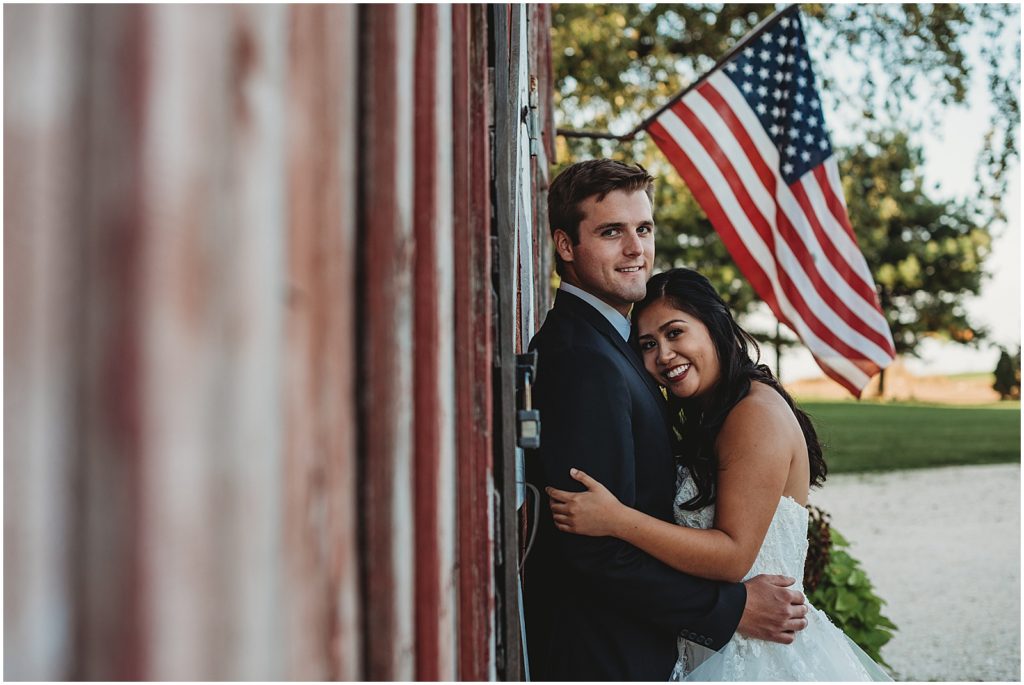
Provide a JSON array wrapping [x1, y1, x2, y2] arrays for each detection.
[[717, 381, 802, 458]]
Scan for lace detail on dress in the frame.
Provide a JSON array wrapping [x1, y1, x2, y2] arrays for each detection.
[[669, 466, 890, 682]]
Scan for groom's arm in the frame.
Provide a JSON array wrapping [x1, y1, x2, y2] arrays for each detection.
[[533, 347, 746, 650]]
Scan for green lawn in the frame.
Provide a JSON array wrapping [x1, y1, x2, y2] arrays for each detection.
[[798, 400, 1021, 473]]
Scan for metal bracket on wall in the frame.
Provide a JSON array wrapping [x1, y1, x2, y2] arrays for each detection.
[[515, 352, 540, 449], [527, 76, 540, 159]]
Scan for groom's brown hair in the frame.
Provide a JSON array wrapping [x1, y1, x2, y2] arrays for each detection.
[[547, 159, 655, 277]]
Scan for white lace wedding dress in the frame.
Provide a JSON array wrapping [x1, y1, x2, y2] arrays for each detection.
[[669, 466, 892, 681]]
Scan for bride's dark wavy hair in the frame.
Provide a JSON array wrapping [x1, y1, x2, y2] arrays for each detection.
[[630, 268, 826, 510]]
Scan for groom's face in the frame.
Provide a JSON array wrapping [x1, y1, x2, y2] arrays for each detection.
[[554, 188, 655, 316]]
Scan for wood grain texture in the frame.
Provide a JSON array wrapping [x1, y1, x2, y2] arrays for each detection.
[[358, 5, 417, 680], [283, 5, 361, 680]]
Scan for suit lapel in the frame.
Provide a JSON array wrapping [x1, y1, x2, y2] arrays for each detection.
[[554, 291, 668, 408]]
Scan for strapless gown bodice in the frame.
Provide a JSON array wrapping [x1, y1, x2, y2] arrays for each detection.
[[669, 465, 891, 681], [672, 464, 809, 586]]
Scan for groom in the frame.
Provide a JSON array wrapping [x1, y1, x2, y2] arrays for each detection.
[[523, 159, 808, 680]]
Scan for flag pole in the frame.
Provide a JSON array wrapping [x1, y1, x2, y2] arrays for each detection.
[[556, 3, 799, 141]]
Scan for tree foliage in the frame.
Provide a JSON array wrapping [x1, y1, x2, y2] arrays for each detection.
[[552, 4, 1020, 218], [992, 346, 1021, 400], [550, 4, 1010, 358], [841, 131, 990, 356]]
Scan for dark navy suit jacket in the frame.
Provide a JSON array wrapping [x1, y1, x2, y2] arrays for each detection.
[[524, 289, 746, 681]]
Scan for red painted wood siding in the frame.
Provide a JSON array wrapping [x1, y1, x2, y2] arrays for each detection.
[[283, 5, 361, 679], [4, 4, 552, 679], [454, 4, 499, 680], [360, 5, 417, 680], [413, 4, 458, 680]]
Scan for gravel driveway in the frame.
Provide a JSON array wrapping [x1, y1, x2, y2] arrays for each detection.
[[809, 463, 1020, 682]]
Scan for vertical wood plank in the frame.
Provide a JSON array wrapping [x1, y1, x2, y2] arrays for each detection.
[[413, 4, 458, 681], [138, 5, 287, 678], [3, 5, 89, 679], [453, 5, 498, 679], [359, 5, 417, 680], [283, 4, 362, 680], [491, 4, 525, 680], [76, 5, 151, 678]]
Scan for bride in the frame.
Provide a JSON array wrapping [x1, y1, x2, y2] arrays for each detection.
[[546, 268, 891, 681]]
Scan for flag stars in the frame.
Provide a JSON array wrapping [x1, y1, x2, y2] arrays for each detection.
[[717, 15, 830, 180]]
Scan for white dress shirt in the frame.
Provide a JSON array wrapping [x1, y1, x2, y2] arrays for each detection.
[[558, 281, 632, 342]]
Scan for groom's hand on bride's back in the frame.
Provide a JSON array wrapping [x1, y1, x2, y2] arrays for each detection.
[[735, 574, 808, 644]]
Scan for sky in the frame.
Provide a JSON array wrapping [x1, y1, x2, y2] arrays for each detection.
[[763, 8, 1022, 381]]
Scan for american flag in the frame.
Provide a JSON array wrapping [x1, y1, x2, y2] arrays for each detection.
[[644, 6, 895, 397]]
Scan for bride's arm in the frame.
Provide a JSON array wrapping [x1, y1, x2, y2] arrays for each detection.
[[548, 397, 793, 583]]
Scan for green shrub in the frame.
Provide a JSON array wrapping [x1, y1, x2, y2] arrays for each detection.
[[993, 347, 1021, 400], [804, 504, 897, 667]]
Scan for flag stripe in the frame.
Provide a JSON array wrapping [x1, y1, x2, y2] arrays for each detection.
[[644, 9, 895, 395], [803, 166, 879, 293], [660, 104, 889, 371], [648, 116, 878, 392], [668, 86, 893, 366], [702, 75, 891, 339], [817, 161, 858, 243]]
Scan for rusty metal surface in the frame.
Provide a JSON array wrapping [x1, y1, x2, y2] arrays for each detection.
[[283, 5, 361, 680]]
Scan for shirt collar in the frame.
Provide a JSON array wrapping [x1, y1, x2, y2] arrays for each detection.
[[559, 282, 632, 341]]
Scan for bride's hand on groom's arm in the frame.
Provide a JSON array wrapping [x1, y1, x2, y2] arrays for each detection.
[[546, 468, 627, 538]]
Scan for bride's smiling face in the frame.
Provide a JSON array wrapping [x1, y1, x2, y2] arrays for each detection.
[[636, 298, 721, 400]]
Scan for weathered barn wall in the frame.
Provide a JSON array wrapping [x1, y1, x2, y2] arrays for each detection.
[[5, 3, 553, 681]]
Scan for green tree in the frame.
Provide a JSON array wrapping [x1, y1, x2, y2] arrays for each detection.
[[992, 346, 1021, 399], [550, 5, 1007, 372], [841, 131, 990, 360], [552, 4, 1020, 220]]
